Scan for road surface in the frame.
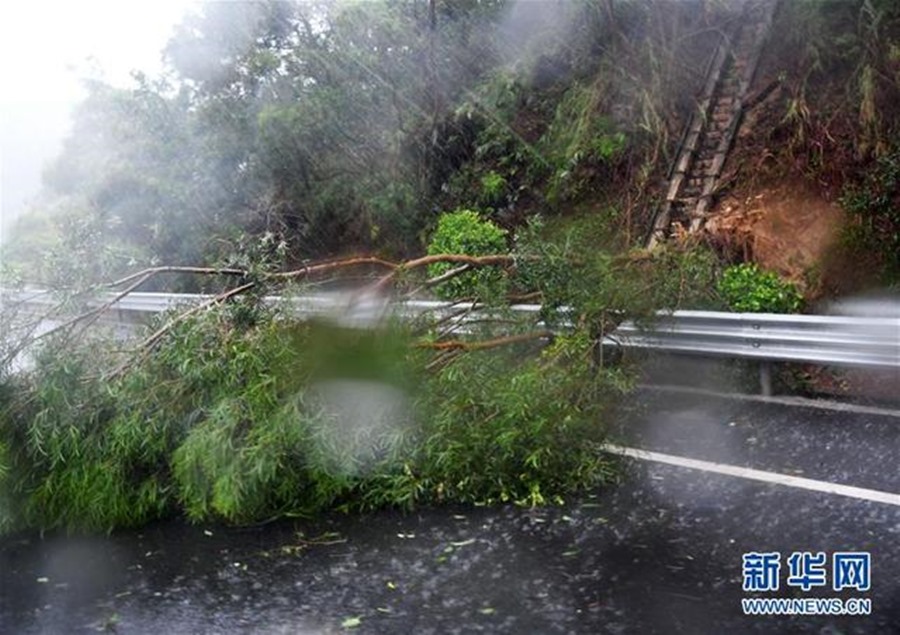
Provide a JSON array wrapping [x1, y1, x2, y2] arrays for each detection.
[[1, 387, 898, 633]]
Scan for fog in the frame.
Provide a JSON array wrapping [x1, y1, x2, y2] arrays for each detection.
[[0, 0, 194, 242]]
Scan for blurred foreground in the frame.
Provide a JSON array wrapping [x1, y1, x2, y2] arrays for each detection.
[[2, 389, 899, 634]]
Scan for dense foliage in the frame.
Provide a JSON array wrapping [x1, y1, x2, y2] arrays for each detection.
[[3, 0, 898, 287], [717, 263, 803, 314], [840, 146, 900, 281], [0, 303, 618, 533], [3, 0, 735, 282], [426, 209, 508, 300], [4, 0, 899, 535]]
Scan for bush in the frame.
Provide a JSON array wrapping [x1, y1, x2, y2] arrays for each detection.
[[479, 171, 509, 207], [426, 209, 508, 300], [0, 298, 618, 533], [840, 149, 900, 281], [405, 335, 617, 507], [717, 263, 803, 313]]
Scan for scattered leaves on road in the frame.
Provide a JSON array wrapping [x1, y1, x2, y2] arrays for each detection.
[[342, 616, 362, 629]]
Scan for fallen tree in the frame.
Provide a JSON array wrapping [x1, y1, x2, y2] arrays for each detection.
[[0, 236, 720, 534]]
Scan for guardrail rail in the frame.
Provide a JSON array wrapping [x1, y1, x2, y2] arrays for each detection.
[[612, 310, 899, 395], [4, 289, 897, 395]]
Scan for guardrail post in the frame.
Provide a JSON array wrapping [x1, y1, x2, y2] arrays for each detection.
[[759, 362, 773, 397], [589, 320, 604, 371]]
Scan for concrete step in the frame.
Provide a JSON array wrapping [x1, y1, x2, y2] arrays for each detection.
[[687, 177, 704, 189], [694, 159, 714, 174], [680, 184, 702, 199]]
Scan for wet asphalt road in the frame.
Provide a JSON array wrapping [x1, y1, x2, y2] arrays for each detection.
[[1, 387, 898, 634]]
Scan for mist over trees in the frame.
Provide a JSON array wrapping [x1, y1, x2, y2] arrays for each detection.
[[3, 0, 899, 286], [10, 1, 504, 277], [0, 0, 707, 282]]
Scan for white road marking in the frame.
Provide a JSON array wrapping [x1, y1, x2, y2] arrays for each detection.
[[601, 443, 900, 507]]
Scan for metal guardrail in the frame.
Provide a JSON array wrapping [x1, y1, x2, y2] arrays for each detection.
[[612, 311, 899, 369], [1, 289, 553, 330], [4, 289, 898, 394], [612, 310, 899, 395]]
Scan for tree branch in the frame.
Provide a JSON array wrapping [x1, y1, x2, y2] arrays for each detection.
[[108, 266, 247, 288], [107, 281, 257, 379], [11, 251, 547, 378], [140, 281, 257, 352], [417, 330, 554, 352], [373, 254, 516, 291], [404, 263, 472, 297], [11, 272, 157, 359], [273, 256, 398, 280]]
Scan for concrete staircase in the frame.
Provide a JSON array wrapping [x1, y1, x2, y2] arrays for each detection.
[[647, 0, 778, 248]]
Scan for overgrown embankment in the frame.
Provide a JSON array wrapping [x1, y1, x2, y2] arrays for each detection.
[[0, 223, 722, 535], [2, 0, 727, 282], [3, 0, 899, 535], [708, 0, 900, 293], [0, 312, 608, 533]]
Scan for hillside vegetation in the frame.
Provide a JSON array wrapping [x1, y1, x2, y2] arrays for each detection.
[[1, 0, 898, 534], [5, 0, 899, 289]]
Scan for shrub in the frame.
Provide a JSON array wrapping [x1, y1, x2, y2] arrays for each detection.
[[479, 171, 508, 207], [717, 263, 803, 313], [840, 149, 900, 281], [426, 209, 508, 300], [0, 295, 619, 533], [404, 335, 617, 507]]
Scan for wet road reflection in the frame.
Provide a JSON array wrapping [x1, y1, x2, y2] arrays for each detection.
[[2, 392, 898, 634]]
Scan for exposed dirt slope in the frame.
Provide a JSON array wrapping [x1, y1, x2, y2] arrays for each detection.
[[705, 179, 843, 296]]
